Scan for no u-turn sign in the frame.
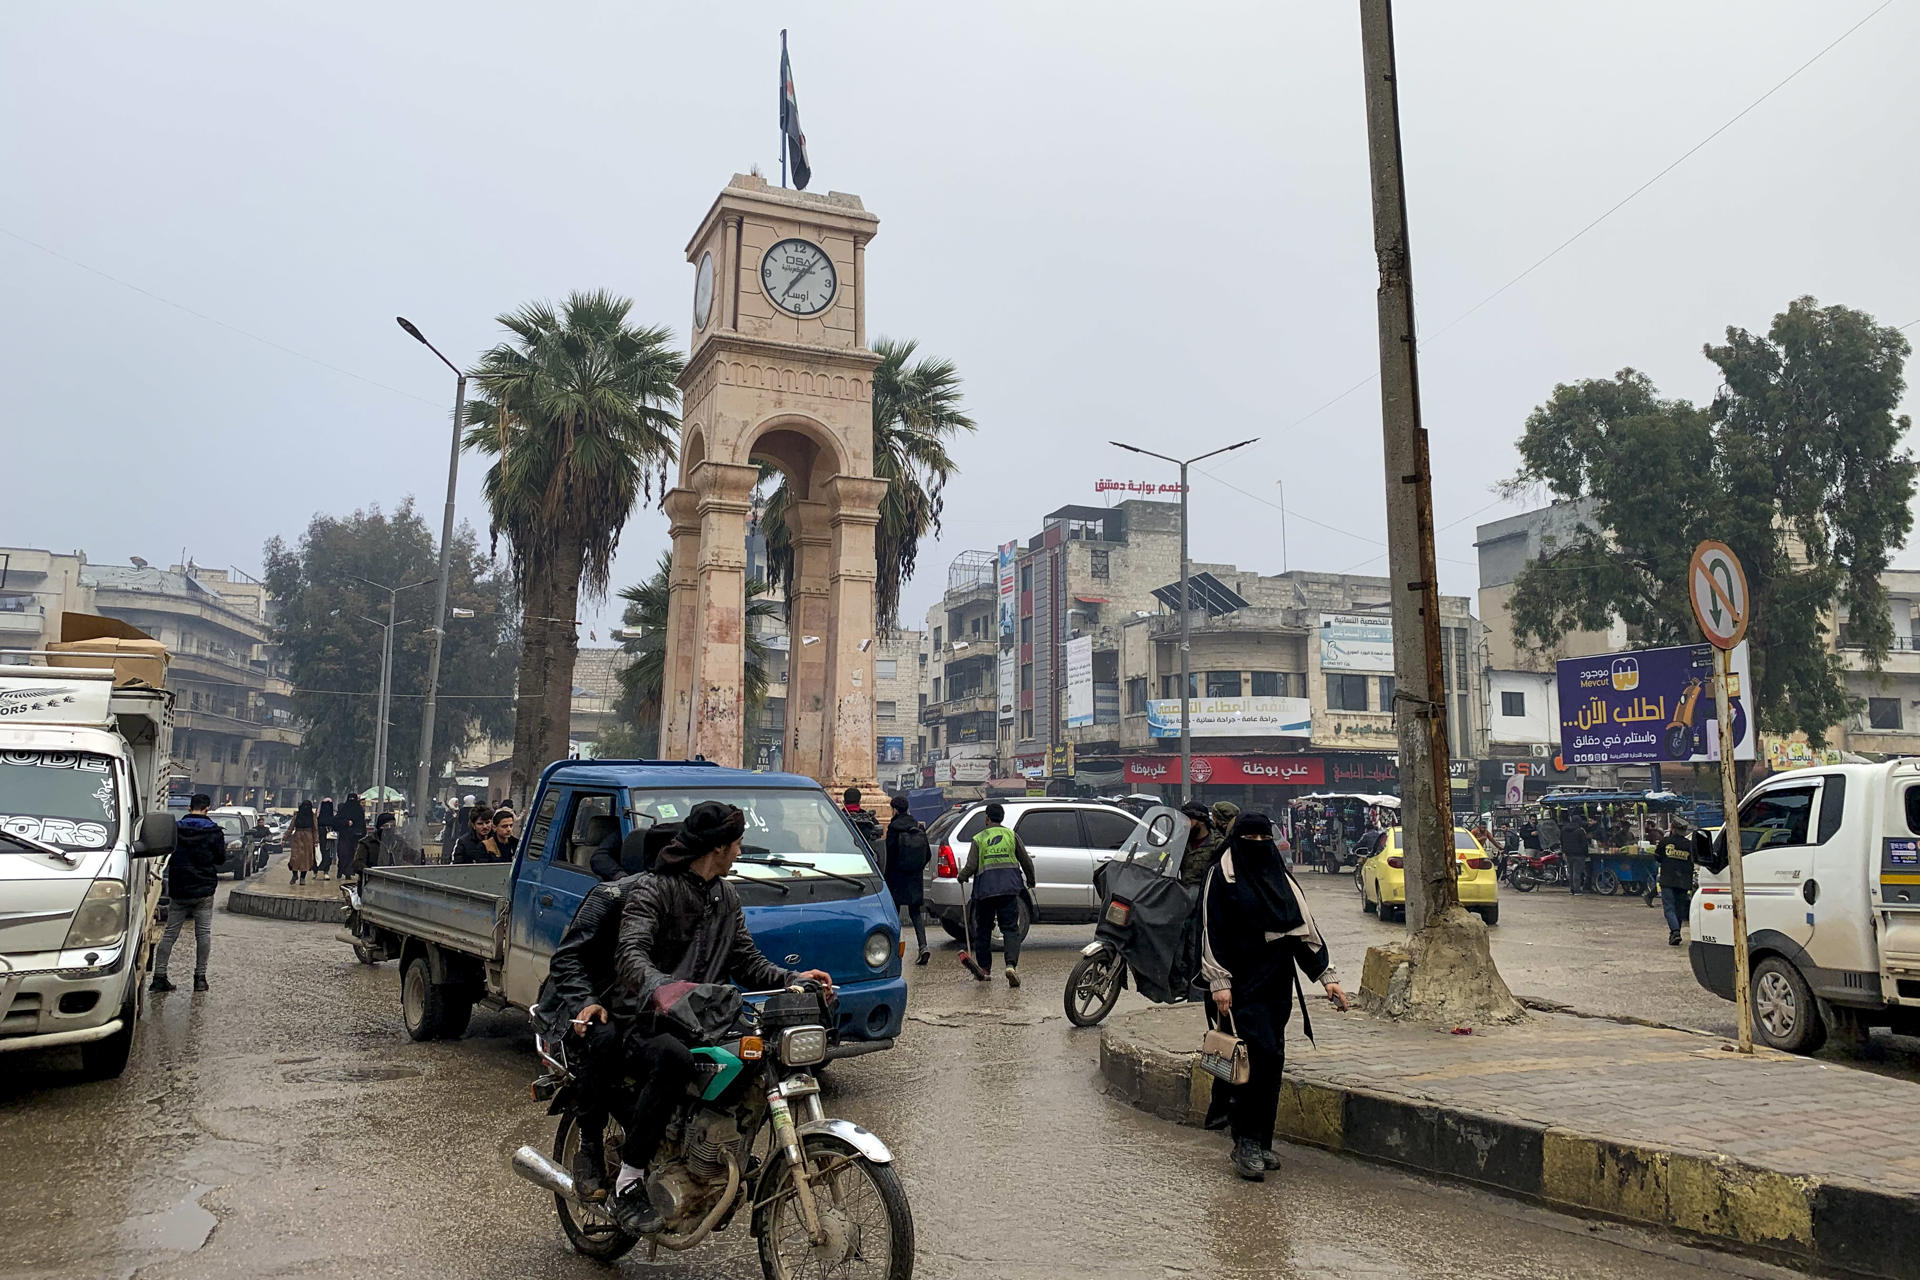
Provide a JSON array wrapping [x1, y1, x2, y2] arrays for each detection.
[[1690, 541, 1749, 650]]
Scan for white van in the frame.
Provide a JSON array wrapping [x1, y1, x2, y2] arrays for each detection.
[[1690, 760, 1920, 1052], [0, 666, 176, 1078]]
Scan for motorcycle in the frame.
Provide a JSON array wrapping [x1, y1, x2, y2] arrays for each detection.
[[1063, 805, 1192, 1029], [512, 981, 913, 1277], [1508, 850, 1566, 892]]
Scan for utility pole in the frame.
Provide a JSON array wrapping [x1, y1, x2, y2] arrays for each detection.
[[1110, 436, 1258, 804], [1359, 0, 1457, 933]]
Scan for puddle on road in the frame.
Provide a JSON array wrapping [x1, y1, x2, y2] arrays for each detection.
[[120, 1184, 216, 1256], [283, 1064, 424, 1084]]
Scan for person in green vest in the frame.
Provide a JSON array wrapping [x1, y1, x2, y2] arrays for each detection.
[[957, 802, 1037, 988]]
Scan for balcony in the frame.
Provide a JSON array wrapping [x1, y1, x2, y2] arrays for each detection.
[[943, 691, 998, 718], [1147, 607, 1305, 638], [0, 608, 47, 636]]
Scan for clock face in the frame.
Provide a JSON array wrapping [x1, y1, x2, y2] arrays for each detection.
[[692, 251, 714, 330], [761, 238, 837, 316]]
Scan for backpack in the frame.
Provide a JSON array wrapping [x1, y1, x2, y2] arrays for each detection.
[[891, 820, 930, 877]]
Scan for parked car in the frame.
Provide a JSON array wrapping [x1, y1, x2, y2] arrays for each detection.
[[924, 799, 1149, 942], [1357, 826, 1499, 925], [209, 808, 267, 878]]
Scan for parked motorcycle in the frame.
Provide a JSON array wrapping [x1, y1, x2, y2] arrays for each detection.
[[512, 981, 913, 1278], [1508, 851, 1567, 892]]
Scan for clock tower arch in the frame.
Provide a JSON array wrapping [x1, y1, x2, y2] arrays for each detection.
[[660, 174, 884, 791]]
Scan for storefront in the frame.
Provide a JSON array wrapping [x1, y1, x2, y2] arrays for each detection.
[[1121, 751, 1399, 810]]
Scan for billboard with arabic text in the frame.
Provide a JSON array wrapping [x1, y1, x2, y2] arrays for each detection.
[[1147, 696, 1310, 738], [1556, 642, 1753, 765]]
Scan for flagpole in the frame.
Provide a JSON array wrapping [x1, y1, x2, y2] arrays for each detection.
[[779, 30, 789, 189]]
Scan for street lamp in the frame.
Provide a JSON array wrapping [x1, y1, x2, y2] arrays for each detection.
[[397, 316, 469, 846], [1108, 436, 1259, 803], [341, 574, 434, 814]]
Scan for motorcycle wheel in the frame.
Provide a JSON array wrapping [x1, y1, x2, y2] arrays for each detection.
[[552, 1112, 638, 1262], [1064, 950, 1125, 1027], [1511, 870, 1536, 893], [1663, 724, 1693, 760], [756, 1133, 914, 1280]]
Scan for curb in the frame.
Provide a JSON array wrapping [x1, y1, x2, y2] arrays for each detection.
[[225, 887, 341, 924], [1098, 1018, 1919, 1280]]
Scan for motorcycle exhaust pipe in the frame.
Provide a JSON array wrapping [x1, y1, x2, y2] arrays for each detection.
[[512, 1145, 577, 1200]]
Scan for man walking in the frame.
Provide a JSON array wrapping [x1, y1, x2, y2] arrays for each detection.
[[1562, 813, 1592, 895], [151, 794, 227, 993], [1655, 818, 1695, 945], [956, 802, 1036, 987]]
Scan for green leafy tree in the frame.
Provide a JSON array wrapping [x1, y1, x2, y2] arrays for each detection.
[[462, 290, 685, 803], [760, 336, 975, 626], [1507, 297, 1914, 743], [263, 501, 517, 798], [604, 554, 782, 755]]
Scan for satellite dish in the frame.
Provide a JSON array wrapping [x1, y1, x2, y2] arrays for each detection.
[[129, 556, 150, 569]]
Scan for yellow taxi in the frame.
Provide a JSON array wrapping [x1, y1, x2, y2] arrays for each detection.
[[1357, 827, 1499, 926]]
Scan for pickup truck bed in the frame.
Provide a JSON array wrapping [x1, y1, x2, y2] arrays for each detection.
[[358, 864, 510, 961]]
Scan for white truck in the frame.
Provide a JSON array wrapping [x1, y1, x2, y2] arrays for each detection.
[[1690, 759, 1920, 1053], [0, 665, 177, 1078]]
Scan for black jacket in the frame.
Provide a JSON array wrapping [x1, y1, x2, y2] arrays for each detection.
[[167, 814, 228, 899], [1656, 834, 1696, 891], [536, 877, 638, 1037], [452, 832, 508, 864], [845, 806, 884, 853], [615, 861, 797, 1010], [1561, 821, 1591, 859]]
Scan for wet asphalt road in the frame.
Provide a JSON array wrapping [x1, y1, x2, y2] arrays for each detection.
[[0, 875, 1819, 1280]]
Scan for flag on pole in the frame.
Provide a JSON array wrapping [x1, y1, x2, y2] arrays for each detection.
[[780, 30, 811, 190]]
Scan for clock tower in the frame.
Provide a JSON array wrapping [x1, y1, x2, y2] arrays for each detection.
[[660, 174, 885, 792]]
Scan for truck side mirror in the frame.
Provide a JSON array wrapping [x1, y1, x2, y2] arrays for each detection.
[[1691, 827, 1727, 874], [131, 812, 176, 858]]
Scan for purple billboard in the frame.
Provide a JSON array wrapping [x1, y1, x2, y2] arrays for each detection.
[[1556, 642, 1754, 766]]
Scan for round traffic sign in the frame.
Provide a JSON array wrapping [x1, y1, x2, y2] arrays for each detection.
[[1689, 540, 1749, 650]]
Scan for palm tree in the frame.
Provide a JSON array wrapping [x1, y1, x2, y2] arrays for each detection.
[[762, 336, 975, 626], [611, 554, 783, 754], [463, 291, 685, 802]]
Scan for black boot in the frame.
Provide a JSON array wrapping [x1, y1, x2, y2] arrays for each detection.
[[1261, 1146, 1282, 1171], [572, 1138, 609, 1202], [1669, 930, 1682, 946], [1231, 1138, 1266, 1181]]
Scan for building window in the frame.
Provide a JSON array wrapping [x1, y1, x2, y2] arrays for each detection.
[[877, 700, 897, 720], [1501, 690, 1526, 717], [916, 737, 925, 763], [1869, 697, 1903, 731], [1020, 709, 1034, 739], [932, 677, 941, 701], [1021, 663, 1033, 692], [1161, 673, 1198, 700], [1020, 616, 1032, 645], [919, 693, 928, 714], [1250, 671, 1282, 697], [1126, 677, 1147, 713], [1205, 671, 1242, 698], [229, 741, 243, 764], [1327, 673, 1369, 711], [1377, 676, 1396, 711], [932, 626, 942, 648], [1019, 564, 1032, 593], [1090, 549, 1109, 579], [931, 725, 941, 747], [876, 659, 897, 680]]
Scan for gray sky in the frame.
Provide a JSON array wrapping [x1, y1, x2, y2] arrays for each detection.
[[4, 2, 1915, 637]]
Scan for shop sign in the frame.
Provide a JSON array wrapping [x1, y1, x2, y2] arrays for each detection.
[[1320, 614, 1394, 673], [1324, 752, 1399, 789], [1122, 755, 1327, 786], [1146, 696, 1310, 739], [1761, 733, 1842, 772]]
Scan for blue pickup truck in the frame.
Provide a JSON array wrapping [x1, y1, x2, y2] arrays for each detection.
[[342, 759, 907, 1058]]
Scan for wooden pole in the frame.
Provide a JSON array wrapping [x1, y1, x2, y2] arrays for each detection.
[[1358, 0, 1457, 930], [1717, 644, 1754, 1053]]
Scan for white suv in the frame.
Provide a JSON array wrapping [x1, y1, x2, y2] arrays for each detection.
[[923, 799, 1148, 942]]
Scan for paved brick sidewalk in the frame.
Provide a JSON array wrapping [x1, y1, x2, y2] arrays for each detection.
[[1101, 1003, 1920, 1278]]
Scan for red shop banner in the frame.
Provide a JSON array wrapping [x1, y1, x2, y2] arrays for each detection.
[[1122, 755, 1326, 786]]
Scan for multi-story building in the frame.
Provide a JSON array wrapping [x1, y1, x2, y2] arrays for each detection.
[[568, 647, 632, 755], [871, 628, 922, 792], [922, 551, 1001, 779], [0, 547, 91, 657], [85, 562, 305, 807], [1112, 567, 1483, 811], [1835, 568, 1920, 759]]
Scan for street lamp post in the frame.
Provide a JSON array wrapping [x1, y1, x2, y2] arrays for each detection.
[[342, 574, 433, 813], [1109, 437, 1258, 804], [397, 317, 468, 846]]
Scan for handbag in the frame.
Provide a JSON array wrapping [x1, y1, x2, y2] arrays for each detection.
[[1198, 1009, 1250, 1085]]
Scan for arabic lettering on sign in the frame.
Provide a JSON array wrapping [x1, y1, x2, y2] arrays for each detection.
[[1122, 755, 1329, 786], [1145, 696, 1311, 739], [1555, 641, 1754, 765], [1093, 478, 1188, 495]]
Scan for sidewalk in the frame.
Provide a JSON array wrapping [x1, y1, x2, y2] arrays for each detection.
[[1099, 1003, 1920, 1279], [226, 875, 344, 923]]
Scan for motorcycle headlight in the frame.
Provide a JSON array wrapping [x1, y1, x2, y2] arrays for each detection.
[[780, 1025, 828, 1067], [864, 929, 892, 970], [63, 878, 128, 950]]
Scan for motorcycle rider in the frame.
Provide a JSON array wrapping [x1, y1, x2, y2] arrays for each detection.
[[612, 800, 833, 1236]]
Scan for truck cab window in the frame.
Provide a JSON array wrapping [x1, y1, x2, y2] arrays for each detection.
[[526, 789, 560, 861], [1738, 786, 1815, 855], [1815, 775, 1846, 844], [564, 793, 619, 870]]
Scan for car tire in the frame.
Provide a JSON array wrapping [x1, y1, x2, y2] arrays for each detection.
[[79, 984, 140, 1080], [401, 953, 473, 1041], [938, 914, 968, 943], [1751, 955, 1826, 1054], [1362, 885, 1376, 915], [1477, 904, 1499, 927]]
